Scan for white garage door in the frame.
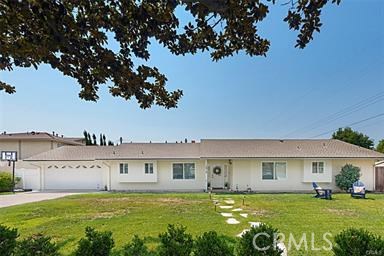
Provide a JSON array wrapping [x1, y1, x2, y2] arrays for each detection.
[[45, 167, 104, 190]]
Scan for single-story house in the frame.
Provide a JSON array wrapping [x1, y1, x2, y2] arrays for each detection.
[[22, 139, 384, 192]]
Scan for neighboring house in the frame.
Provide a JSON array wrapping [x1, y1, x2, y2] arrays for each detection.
[[0, 131, 84, 189], [23, 139, 384, 192]]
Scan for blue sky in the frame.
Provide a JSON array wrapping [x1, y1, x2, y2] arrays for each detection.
[[1, 0, 383, 144]]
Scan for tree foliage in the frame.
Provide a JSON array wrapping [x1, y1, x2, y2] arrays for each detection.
[[335, 164, 361, 192], [332, 127, 374, 149], [0, 0, 341, 108], [376, 139, 384, 154]]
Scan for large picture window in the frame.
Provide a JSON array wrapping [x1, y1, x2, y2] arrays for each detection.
[[262, 162, 287, 180], [173, 163, 195, 180], [312, 162, 324, 174]]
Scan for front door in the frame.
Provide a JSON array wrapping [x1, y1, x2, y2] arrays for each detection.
[[211, 165, 225, 188], [376, 167, 384, 192]]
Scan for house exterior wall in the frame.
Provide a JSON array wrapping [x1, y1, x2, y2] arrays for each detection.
[[22, 158, 377, 192], [228, 158, 376, 192], [107, 159, 206, 191], [0, 140, 55, 160]]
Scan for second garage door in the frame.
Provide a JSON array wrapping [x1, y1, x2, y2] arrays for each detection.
[[45, 166, 104, 190]]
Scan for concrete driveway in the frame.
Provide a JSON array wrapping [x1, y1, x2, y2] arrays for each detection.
[[0, 192, 78, 208]]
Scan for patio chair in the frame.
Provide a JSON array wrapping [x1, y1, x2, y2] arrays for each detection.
[[350, 180, 366, 199], [312, 182, 332, 200]]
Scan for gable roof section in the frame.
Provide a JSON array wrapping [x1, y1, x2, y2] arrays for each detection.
[[24, 139, 384, 161], [200, 139, 384, 158], [0, 132, 84, 146]]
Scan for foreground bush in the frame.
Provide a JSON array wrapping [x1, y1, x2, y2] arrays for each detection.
[[122, 235, 153, 256], [15, 234, 60, 256], [333, 228, 384, 256], [335, 164, 361, 192], [75, 227, 114, 256], [0, 172, 13, 192], [157, 224, 193, 256], [236, 223, 283, 256], [194, 231, 233, 256], [0, 225, 18, 256]]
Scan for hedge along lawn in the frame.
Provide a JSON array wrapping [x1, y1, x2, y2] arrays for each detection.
[[0, 193, 383, 256]]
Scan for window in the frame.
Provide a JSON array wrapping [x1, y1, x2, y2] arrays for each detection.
[[173, 163, 195, 180], [262, 162, 287, 180], [145, 163, 154, 174], [119, 163, 128, 174], [312, 162, 324, 174]]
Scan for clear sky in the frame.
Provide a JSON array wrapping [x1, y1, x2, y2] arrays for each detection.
[[0, 0, 383, 144]]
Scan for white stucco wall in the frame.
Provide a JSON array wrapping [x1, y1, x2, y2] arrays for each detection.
[[228, 158, 376, 192], [20, 158, 377, 192], [108, 159, 206, 191]]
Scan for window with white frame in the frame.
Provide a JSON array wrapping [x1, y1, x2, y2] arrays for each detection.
[[145, 163, 154, 174], [262, 162, 287, 180], [312, 162, 324, 174], [173, 163, 195, 180], [119, 163, 128, 174]]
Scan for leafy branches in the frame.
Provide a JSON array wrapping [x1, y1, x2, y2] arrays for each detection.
[[0, 0, 341, 108]]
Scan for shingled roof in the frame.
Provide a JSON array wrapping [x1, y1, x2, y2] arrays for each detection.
[[24, 139, 384, 161], [0, 132, 84, 146]]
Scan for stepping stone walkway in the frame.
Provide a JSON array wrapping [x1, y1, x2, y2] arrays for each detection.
[[211, 195, 286, 256], [226, 218, 240, 224]]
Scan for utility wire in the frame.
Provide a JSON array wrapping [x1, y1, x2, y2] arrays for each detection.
[[310, 113, 384, 138], [283, 92, 384, 137]]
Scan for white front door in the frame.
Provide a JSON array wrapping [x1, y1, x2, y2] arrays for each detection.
[[211, 165, 225, 188]]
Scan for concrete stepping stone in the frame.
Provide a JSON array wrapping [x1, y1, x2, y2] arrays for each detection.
[[224, 200, 235, 204], [240, 213, 248, 218], [220, 213, 233, 217], [237, 229, 250, 237], [249, 222, 261, 228], [226, 218, 240, 224], [220, 205, 233, 209], [232, 208, 242, 212]]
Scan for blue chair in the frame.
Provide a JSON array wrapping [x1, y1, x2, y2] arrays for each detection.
[[351, 180, 366, 199], [312, 182, 332, 200]]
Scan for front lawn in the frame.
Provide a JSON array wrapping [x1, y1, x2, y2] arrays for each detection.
[[0, 193, 383, 255]]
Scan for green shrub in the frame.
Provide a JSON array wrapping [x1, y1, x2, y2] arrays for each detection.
[[74, 227, 114, 256], [236, 223, 283, 256], [157, 224, 193, 256], [0, 225, 19, 256], [122, 235, 153, 256], [14, 233, 60, 256], [194, 231, 233, 256], [0, 172, 13, 192], [333, 228, 384, 256], [335, 164, 361, 191]]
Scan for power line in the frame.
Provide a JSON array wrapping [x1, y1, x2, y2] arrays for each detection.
[[310, 113, 384, 138], [283, 92, 384, 137]]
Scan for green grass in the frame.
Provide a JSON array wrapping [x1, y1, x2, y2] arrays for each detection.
[[0, 193, 383, 255]]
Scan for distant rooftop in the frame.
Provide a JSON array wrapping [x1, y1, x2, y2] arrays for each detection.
[[0, 131, 84, 146], [24, 139, 384, 161]]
